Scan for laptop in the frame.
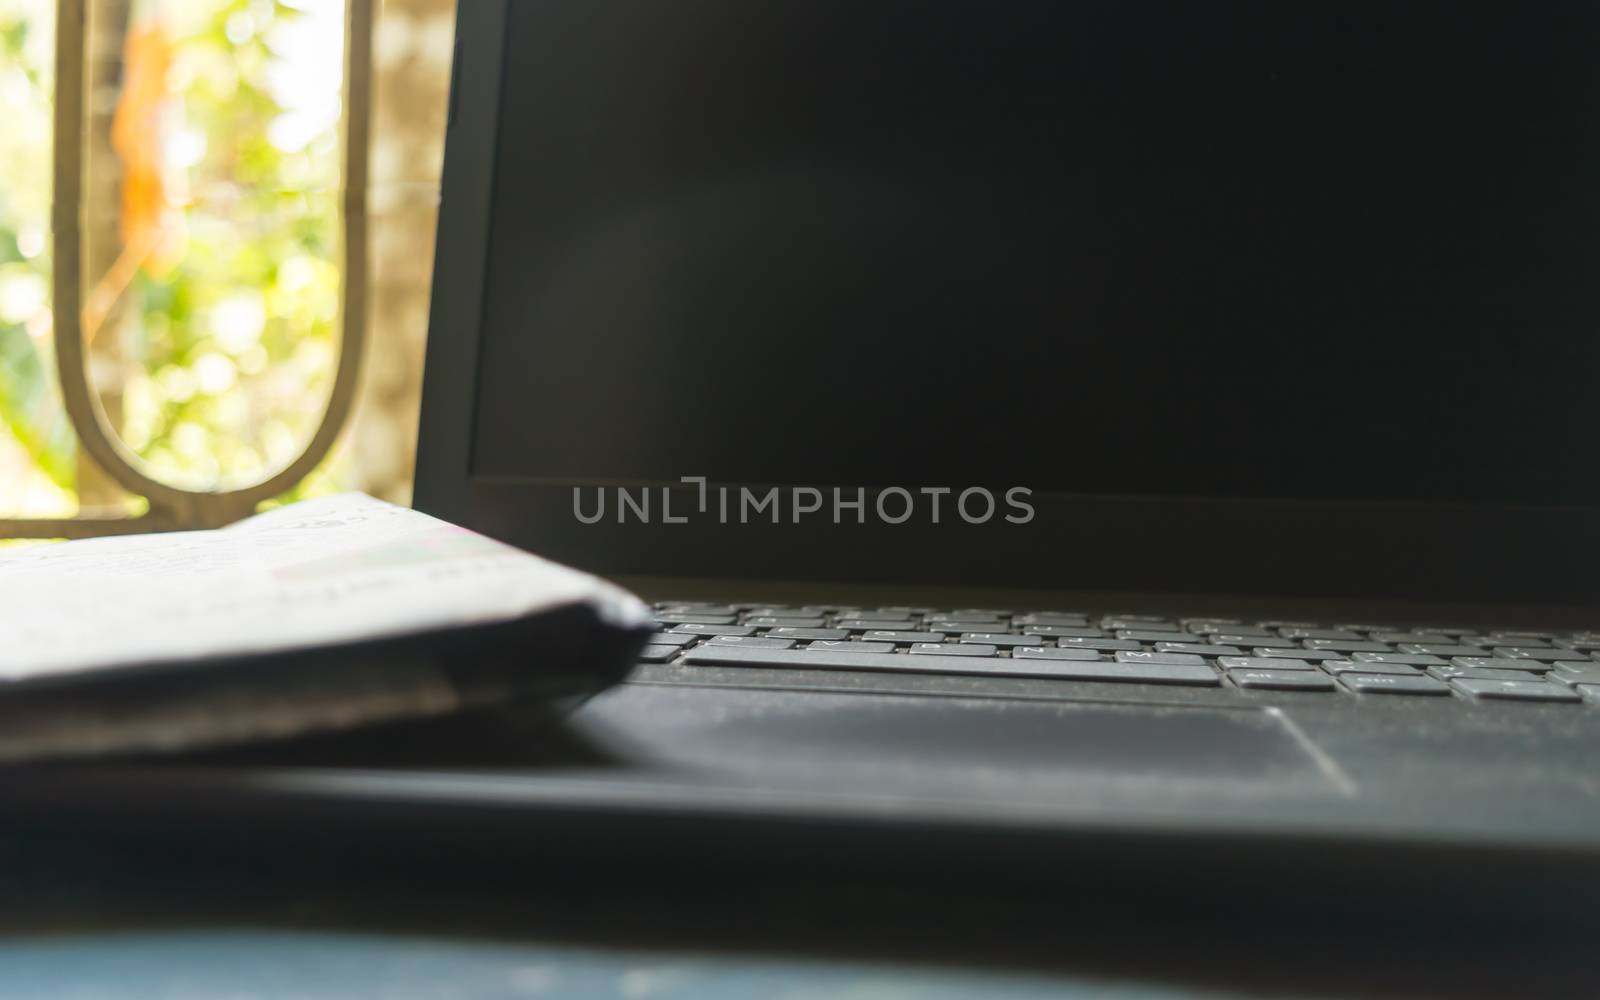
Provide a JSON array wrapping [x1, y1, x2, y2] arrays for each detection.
[[400, 0, 1600, 866], [15, 1, 1594, 885]]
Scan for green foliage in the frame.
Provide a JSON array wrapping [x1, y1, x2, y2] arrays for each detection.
[[0, 3, 69, 491], [0, 327, 74, 485], [119, 0, 344, 495]]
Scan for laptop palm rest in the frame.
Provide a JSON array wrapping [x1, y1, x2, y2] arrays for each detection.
[[566, 685, 1347, 809]]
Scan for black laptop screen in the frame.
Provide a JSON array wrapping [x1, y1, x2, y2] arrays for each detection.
[[469, 1, 1600, 507]]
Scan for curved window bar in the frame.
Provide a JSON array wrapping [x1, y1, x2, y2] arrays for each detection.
[[3, 0, 373, 538]]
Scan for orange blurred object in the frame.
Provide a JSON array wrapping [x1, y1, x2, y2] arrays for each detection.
[[86, 21, 186, 341], [112, 21, 184, 273]]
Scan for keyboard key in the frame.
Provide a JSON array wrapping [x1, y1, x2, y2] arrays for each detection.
[[1412, 626, 1480, 638], [1229, 669, 1337, 691], [1575, 684, 1600, 704], [1100, 616, 1179, 630], [1118, 630, 1200, 643], [637, 645, 684, 662], [708, 635, 796, 649], [1323, 659, 1419, 675], [1156, 642, 1240, 656], [658, 604, 740, 616], [684, 644, 1217, 684], [647, 632, 699, 647], [767, 627, 851, 640], [926, 620, 1006, 632], [744, 616, 827, 628], [1340, 673, 1450, 696], [1218, 656, 1315, 671], [1351, 652, 1446, 667], [1182, 618, 1243, 629], [1451, 679, 1581, 703], [1115, 650, 1206, 666], [1252, 648, 1350, 662], [835, 619, 920, 631], [1014, 613, 1090, 627], [1010, 653, 1220, 685], [863, 631, 950, 644], [807, 640, 895, 654], [1057, 637, 1141, 651], [1484, 635, 1553, 648], [1552, 662, 1600, 684], [1427, 664, 1541, 682], [915, 642, 995, 656], [939, 608, 1012, 619], [1278, 628, 1363, 641], [654, 612, 738, 625], [1022, 626, 1106, 638], [671, 624, 756, 637], [680, 646, 965, 674], [1397, 644, 1489, 657], [1211, 632, 1276, 645], [1014, 646, 1104, 661], [1490, 647, 1583, 663], [962, 633, 1044, 647], [1452, 656, 1550, 673], [1303, 639, 1395, 653], [1370, 632, 1453, 644], [1192, 626, 1273, 638]]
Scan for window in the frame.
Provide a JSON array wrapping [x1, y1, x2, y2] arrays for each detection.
[[0, 0, 453, 537]]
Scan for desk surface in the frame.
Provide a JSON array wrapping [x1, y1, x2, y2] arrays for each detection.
[[0, 931, 1215, 1000], [0, 826, 1593, 1000]]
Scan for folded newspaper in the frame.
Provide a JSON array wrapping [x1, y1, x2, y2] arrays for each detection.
[[0, 494, 654, 762]]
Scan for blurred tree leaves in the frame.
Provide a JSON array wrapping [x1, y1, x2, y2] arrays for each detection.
[[0, 6, 70, 493], [113, 0, 342, 494]]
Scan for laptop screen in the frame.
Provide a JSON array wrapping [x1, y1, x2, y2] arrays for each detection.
[[468, 0, 1599, 509]]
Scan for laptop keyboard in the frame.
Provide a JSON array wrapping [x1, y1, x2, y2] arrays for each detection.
[[644, 603, 1600, 705]]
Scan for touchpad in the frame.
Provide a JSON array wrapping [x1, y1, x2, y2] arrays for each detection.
[[570, 686, 1346, 806]]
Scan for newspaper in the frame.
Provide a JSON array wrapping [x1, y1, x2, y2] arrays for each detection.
[[0, 494, 653, 760]]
